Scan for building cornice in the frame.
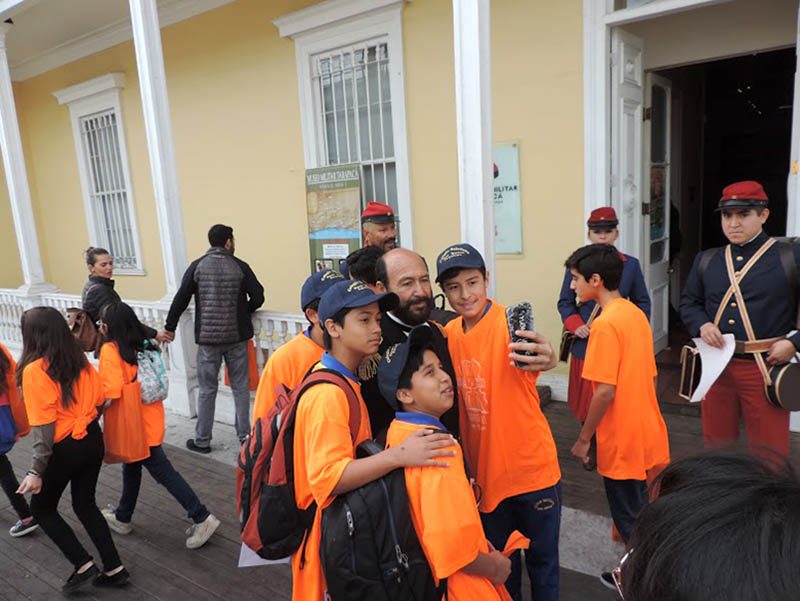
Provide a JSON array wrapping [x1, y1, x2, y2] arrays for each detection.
[[274, 0, 407, 39], [10, 0, 235, 81], [53, 72, 125, 106]]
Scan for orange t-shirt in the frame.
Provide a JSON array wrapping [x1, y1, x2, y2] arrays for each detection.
[[582, 298, 670, 480], [253, 331, 323, 421], [98, 342, 165, 448], [444, 300, 561, 513], [291, 356, 372, 601], [386, 417, 511, 601], [1, 344, 28, 438], [22, 359, 104, 443]]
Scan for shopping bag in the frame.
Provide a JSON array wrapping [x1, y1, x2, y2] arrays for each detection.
[[103, 381, 150, 464]]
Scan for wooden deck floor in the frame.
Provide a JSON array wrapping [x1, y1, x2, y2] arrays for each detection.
[[2, 400, 796, 600]]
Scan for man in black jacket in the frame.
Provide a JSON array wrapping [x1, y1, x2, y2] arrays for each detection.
[[165, 225, 265, 452]]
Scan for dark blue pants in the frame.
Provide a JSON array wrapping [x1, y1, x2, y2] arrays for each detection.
[[481, 482, 562, 601], [603, 477, 647, 545], [115, 445, 209, 524]]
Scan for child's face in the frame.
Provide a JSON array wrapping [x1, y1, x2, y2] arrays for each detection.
[[587, 227, 618, 245], [570, 268, 599, 303], [333, 303, 384, 355], [441, 269, 488, 322], [397, 349, 454, 418]]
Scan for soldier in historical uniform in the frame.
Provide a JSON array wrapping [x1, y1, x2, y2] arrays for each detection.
[[680, 180, 800, 457], [339, 201, 397, 278]]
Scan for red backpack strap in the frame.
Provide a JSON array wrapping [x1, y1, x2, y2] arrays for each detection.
[[300, 369, 362, 442]]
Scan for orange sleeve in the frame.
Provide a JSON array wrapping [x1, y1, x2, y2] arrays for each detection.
[[297, 384, 356, 506], [22, 363, 59, 426], [581, 321, 621, 386], [406, 452, 484, 580], [253, 356, 284, 421], [98, 344, 124, 400]]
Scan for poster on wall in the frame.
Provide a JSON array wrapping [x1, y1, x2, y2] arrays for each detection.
[[493, 142, 522, 255], [306, 164, 362, 274]]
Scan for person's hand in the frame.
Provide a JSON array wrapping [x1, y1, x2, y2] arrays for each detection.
[[571, 438, 591, 465], [767, 339, 797, 366], [509, 331, 557, 372], [156, 330, 174, 344], [389, 429, 456, 468], [487, 551, 511, 584], [17, 474, 41, 495], [574, 325, 591, 339], [699, 322, 725, 349]]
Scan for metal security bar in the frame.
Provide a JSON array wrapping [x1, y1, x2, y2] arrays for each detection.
[[313, 39, 397, 211], [79, 110, 138, 269]]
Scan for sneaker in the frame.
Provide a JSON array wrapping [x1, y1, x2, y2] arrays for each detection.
[[62, 564, 100, 594], [9, 518, 38, 537], [93, 567, 130, 588], [101, 507, 132, 535], [185, 514, 220, 549], [186, 439, 211, 454], [600, 571, 617, 591]]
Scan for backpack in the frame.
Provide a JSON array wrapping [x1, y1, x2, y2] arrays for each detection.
[[320, 439, 443, 601], [137, 340, 168, 404], [237, 367, 361, 560]]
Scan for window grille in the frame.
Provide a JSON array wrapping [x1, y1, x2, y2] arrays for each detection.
[[312, 39, 397, 212], [78, 110, 139, 270]]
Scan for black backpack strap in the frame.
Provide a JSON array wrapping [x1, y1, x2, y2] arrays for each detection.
[[778, 241, 798, 313], [697, 247, 720, 282]]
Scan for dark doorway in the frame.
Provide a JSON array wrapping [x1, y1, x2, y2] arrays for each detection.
[[654, 47, 795, 408]]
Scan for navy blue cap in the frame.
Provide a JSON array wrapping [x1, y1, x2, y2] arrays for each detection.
[[318, 279, 398, 324], [435, 243, 485, 283], [377, 325, 434, 409], [301, 269, 346, 310]]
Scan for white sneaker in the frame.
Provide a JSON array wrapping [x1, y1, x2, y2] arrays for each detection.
[[185, 514, 220, 549], [101, 507, 132, 535]]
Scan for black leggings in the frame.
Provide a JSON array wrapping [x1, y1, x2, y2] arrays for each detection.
[[30, 421, 121, 571], [0, 454, 31, 521]]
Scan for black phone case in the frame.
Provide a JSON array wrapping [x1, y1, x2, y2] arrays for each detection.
[[506, 302, 535, 367]]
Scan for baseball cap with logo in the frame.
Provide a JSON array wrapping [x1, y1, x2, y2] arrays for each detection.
[[317, 279, 398, 324], [377, 325, 434, 409], [435, 243, 486, 283], [301, 269, 346, 311]]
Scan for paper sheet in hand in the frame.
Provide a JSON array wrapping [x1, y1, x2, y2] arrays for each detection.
[[238, 543, 290, 568], [689, 334, 735, 403]]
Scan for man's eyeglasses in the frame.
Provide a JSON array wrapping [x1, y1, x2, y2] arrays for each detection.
[[612, 548, 632, 599]]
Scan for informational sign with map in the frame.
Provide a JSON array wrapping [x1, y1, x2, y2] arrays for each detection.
[[305, 164, 362, 274]]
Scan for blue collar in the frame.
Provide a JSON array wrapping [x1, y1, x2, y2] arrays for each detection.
[[395, 411, 446, 430], [321, 352, 359, 382], [304, 327, 312, 339]]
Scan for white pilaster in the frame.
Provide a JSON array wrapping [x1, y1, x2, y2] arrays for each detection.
[[452, 0, 495, 294], [128, 0, 188, 293], [129, 0, 196, 417], [0, 24, 55, 295]]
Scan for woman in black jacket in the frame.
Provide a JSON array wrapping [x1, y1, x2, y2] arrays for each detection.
[[82, 248, 172, 344]]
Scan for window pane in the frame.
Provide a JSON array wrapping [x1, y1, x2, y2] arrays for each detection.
[[373, 163, 386, 203], [385, 162, 397, 209]]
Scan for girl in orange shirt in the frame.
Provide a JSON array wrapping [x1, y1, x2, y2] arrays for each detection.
[[97, 302, 219, 549], [15, 307, 127, 593], [0, 342, 37, 537]]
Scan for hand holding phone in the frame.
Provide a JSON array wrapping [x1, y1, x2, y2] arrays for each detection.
[[506, 302, 535, 367]]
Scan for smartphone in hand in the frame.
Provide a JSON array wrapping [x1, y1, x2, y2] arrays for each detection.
[[506, 302, 535, 367]]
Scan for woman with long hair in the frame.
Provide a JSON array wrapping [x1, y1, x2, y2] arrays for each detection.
[[97, 302, 219, 548], [16, 307, 128, 593], [0, 342, 37, 537], [82, 247, 172, 344]]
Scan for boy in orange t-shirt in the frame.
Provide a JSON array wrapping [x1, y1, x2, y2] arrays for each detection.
[[253, 269, 344, 420], [565, 244, 670, 587], [291, 280, 457, 600], [436, 244, 562, 601], [379, 325, 512, 601]]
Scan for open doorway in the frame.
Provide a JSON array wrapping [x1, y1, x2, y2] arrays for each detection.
[[654, 47, 796, 404]]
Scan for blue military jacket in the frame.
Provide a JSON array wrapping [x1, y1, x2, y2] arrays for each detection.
[[557, 252, 651, 359], [679, 231, 800, 350]]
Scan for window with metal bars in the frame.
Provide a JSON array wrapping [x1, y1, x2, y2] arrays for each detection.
[[78, 109, 140, 270], [312, 39, 397, 213]]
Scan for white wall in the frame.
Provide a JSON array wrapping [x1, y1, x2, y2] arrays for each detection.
[[624, 0, 798, 71]]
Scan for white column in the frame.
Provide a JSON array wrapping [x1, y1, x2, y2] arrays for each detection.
[[0, 24, 55, 295], [129, 0, 196, 418], [452, 0, 495, 294], [128, 0, 188, 293]]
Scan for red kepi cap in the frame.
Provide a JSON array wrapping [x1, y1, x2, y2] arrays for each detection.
[[717, 180, 769, 211], [587, 206, 619, 229], [361, 201, 396, 225]]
